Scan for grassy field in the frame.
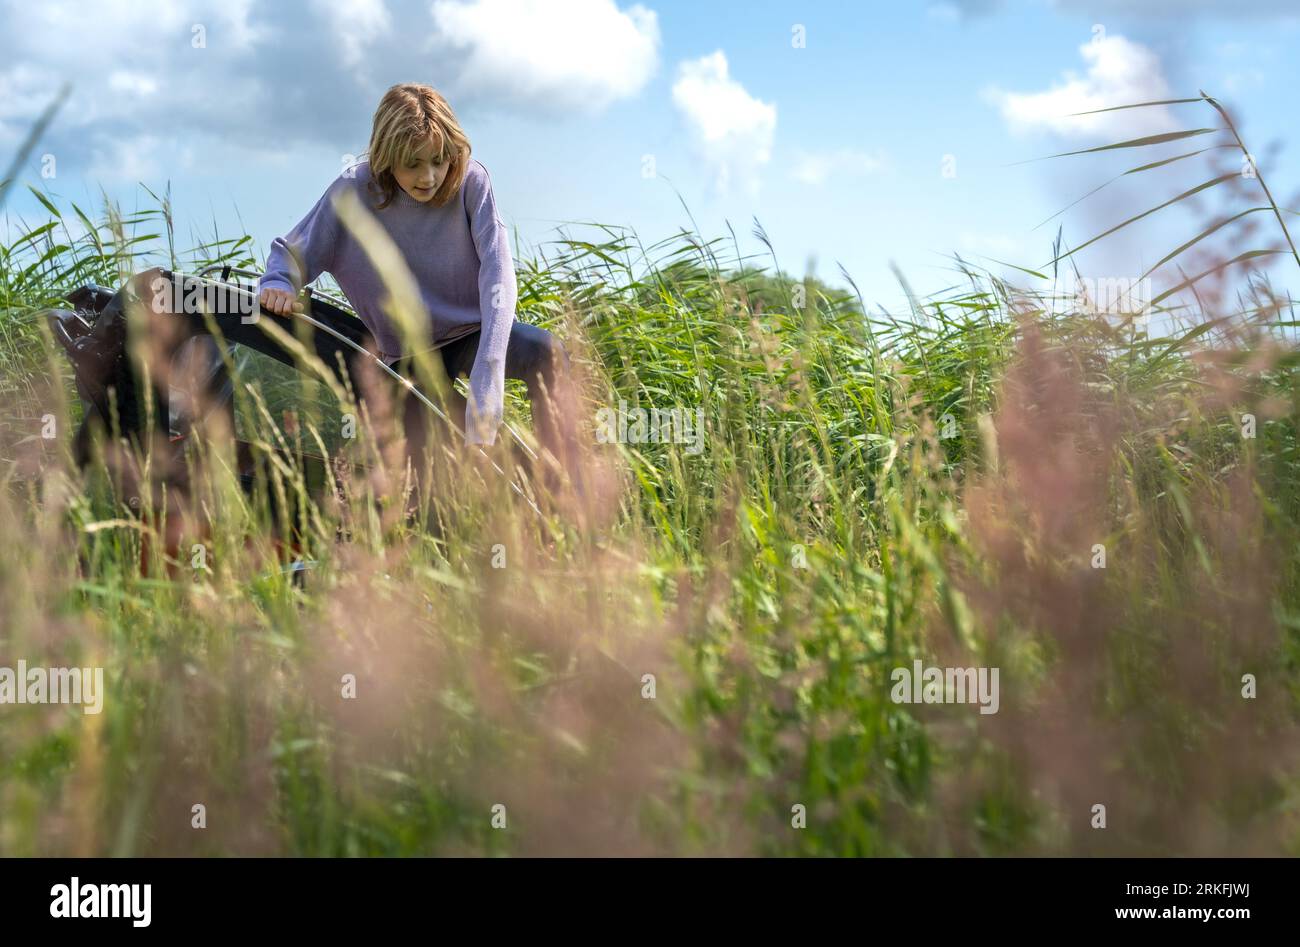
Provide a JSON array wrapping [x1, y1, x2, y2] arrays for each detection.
[[2, 142, 1300, 856]]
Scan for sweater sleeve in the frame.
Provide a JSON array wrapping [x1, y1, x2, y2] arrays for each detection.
[[259, 176, 344, 297], [463, 162, 517, 446]]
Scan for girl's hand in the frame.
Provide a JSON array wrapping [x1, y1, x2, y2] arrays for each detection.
[[258, 287, 304, 316]]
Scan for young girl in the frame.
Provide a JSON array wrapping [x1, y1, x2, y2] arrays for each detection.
[[257, 82, 577, 485]]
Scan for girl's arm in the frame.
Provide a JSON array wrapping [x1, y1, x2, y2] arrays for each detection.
[[463, 163, 518, 446], [259, 177, 344, 302]]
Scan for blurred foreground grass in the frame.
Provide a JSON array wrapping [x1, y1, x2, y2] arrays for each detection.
[[1, 184, 1298, 856]]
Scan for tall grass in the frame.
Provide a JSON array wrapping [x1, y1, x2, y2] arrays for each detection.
[[1, 137, 1299, 855]]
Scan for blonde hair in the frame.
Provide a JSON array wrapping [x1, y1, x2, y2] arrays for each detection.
[[365, 83, 471, 210]]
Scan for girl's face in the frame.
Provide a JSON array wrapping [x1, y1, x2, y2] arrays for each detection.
[[392, 139, 450, 203]]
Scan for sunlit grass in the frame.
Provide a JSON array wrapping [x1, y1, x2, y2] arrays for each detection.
[[0, 169, 1298, 855]]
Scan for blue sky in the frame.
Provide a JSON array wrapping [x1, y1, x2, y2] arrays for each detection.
[[3, 0, 1300, 312]]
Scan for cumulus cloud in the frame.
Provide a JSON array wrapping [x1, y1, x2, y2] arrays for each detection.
[[0, 0, 320, 175], [986, 34, 1177, 138], [790, 147, 886, 185], [107, 71, 161, 98], [312, 0, 392, 71], [0, 0, 659, 186], [86, 134, 196, 185], [671, 50, 776, 196], [428, 0, 660, 113]]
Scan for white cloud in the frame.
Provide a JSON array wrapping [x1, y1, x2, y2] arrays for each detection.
[[108, 71, 160, 97], [790, 147, 886, 185], [0, 0, 270, 162], [0, 0, 659, 190], [87, 136, 161, 184], [313, 0, 392, 70], [0, 64, 60, 145], [671, 50, 776, 196], [428, 0, 660, 113], [986, 35, 1177, 139]]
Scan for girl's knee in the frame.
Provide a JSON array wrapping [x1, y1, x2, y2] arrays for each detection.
[[540, 332, 568, 372], [518, 327, 566, 379]]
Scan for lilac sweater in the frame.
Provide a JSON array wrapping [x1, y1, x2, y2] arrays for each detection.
[[259, 158, 517, 445]]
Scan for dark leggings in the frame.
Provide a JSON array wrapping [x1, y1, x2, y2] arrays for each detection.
[[369, 322, 583, 500], [390, 321, 575, 465], [118, 269, 578, 485]]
